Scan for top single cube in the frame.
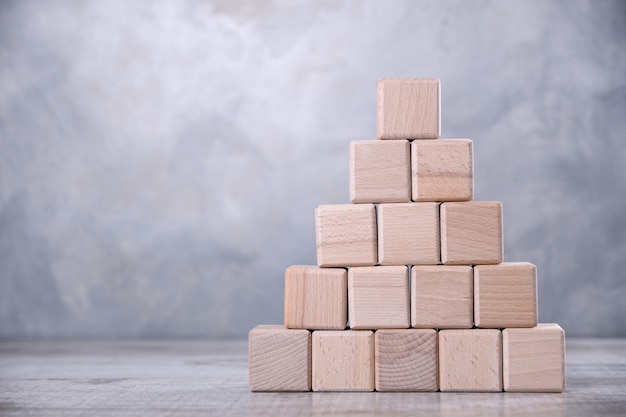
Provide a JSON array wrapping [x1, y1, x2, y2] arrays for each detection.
[[377, 78, 440, 140]]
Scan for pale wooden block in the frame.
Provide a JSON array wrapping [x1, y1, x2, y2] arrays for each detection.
[[503, 323, 566, 392], [411, 139, 473, 202], [350, 140, 411, 203], [312, 330, 374, 391], [315, 204, 377, 267], [377, 202, 439, 265], [248, 325, 311, 392], [348, 266, 410, 329], [474, 262, 538, 328], [375, 329, 438, 392], [439, 329, 503, 392], [284, 266, 347, 330], [411, 265, 473, 329], [377, 78, 440, 139], [440, 201, 503, 265]]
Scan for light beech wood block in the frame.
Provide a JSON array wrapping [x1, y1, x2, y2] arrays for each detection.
[[284, 266, 347, 330], [411, 265, 473, 329], [315, 204, 377, 267], [503, 323, 566, 392], [312, 330, 374, 391], [375, 329, 438, 392], [377, 202, 439, 265], [248, 325, 311, 392], [349, 140, 411, 203], [474, 262, 538, 328], [439, 329, 503, 392], [411, 139, 473, 202], [440, 201, 503, 265], [377, 78, 440, 139], [348, 266, 410, 329]]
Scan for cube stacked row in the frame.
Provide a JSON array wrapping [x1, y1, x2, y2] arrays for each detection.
[[315, 201, 503, 267], [249, 78, 566, 393], [249, 324, 565, 392], [284, 263, 538, 331]]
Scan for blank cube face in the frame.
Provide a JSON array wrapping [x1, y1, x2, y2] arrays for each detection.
[[439, 329, 502, 392], [440, 202, 503, 265], [503, 324, 565, 392], [377, 78, 440, 139], [350, 140, 411, 203], [375, 329, 438, 392], [315, 204, 377, 267], [377, 203, 440, 265], [411, 265, 473, 329], [348, 266, 409, 329], [312, 330, 374, 391], [474, 262, 538, 328], [284, 266, 347, 330], [412, 139, 473, 202], [248, 325, 311, 392]]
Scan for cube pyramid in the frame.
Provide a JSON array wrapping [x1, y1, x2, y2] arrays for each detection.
[[248, 78, 566, 392]]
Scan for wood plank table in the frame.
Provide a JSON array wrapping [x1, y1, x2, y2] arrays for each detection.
[[1, 338, 625, 416]]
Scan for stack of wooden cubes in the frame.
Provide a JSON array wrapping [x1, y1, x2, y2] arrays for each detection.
[[249, 78, 565, 393]]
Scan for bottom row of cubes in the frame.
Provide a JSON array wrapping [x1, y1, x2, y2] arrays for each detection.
[[249, 324, 565, 393]]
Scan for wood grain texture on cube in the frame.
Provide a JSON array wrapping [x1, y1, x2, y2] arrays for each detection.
[[411, 139, 473, 202], [348, 266, 409, 329], [503, 323, 565, 392], [411, 265, 473, 329], [377, 202, 439, 265], [440, 201, 503, 265], [438, 329, 502, 392], [248, 325, 311, 392], [284, 266, 347, 330], [474, 262, 537, 328], [350, 140, 411, 203], [377, 78, 440, 139], [312, 330, 374, 391], [375, 329, 438, 392], [315, 204, 377, 267]]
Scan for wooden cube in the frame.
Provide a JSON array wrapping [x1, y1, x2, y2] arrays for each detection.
[[312, 330, 374, 391], [348, 266, 410, 329], [438, 329, 503, 392], [411, 265, 473, 329], [474, 262, 537, 328], [377, 78, 440, 139], [503, 323, 565, 392], [248, 325, 311, 392], [284, 266, 347, 330], [411, 139, 473, 202], [350, 140, 411, 203], [315, 204, 377, 267], [440, 201, 503, 265], [375, 329, 438, 392], [377, 203, 439, 265]]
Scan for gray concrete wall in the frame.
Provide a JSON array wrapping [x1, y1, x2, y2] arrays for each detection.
[[1, 0, 624, 338]]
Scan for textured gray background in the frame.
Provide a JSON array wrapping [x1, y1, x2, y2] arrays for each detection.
[[1, 0, 625, 339]]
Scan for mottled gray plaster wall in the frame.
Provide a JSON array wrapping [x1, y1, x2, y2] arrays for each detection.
[[1, 0, 625, 338]]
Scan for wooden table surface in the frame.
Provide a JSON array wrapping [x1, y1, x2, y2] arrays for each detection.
[[1, 338, 625, 416]]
